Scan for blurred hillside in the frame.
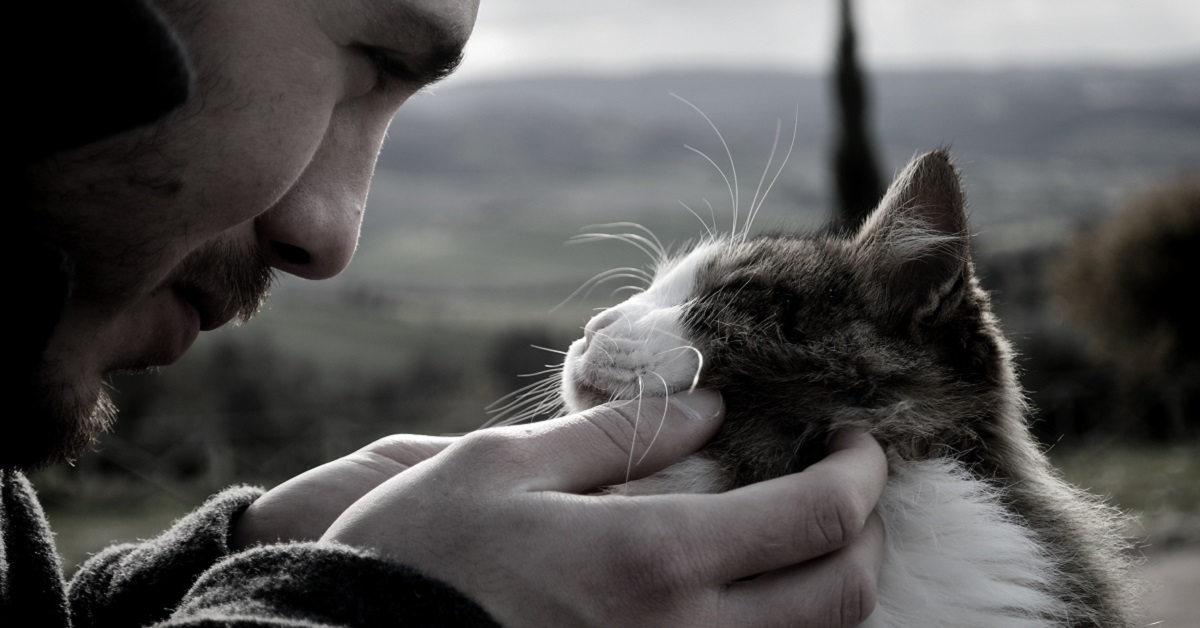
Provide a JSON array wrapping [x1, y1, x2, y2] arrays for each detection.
[[360, 64, 1199, 232]]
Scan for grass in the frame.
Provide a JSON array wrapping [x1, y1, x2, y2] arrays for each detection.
[[1050, 440, 1200, 552], [1051, 441, 1200, 518]]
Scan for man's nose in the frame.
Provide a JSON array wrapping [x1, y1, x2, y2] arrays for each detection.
[[255, 106, 391, 280]]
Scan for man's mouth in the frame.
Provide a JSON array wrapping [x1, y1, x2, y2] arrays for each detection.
[[168, 237, 275, 333], [174, 281, 240, 331]]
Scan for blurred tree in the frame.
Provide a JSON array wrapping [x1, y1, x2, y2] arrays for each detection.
[[830, 0, 885, 233], [1051, 177, 1200, 439]]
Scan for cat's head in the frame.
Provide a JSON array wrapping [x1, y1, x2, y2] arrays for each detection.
[[562, 150, 1023, 487]]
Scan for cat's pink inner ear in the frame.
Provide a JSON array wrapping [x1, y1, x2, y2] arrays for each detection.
[[852, 150, 971, 321]]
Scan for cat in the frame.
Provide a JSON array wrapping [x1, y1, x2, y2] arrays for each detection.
[[502, 150, 1139, 626]]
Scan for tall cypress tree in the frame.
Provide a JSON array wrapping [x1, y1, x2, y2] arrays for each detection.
[[831, 0, 885, 233]]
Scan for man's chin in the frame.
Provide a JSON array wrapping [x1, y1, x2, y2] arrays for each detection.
[[6, 379, 116, 472]]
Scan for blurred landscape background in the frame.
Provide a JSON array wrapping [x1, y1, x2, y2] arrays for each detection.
[[33, 1, 1198, 623]]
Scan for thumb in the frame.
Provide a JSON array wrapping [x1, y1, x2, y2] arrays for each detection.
[[523, 389, 725, 493]]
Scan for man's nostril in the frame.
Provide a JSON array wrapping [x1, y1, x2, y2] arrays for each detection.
[[273, 241, 311, 265]]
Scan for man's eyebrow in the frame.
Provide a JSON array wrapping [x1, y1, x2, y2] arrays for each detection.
[[376, 4, 470, 86]]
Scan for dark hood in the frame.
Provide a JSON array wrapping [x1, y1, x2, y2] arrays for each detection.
[[9, 0, 193, 458]]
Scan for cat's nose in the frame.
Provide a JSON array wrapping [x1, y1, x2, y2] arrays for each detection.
[[584, 309, 624, 347]]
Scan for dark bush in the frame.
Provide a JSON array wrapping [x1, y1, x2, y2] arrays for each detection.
[[1050, 177, 1200, 439]]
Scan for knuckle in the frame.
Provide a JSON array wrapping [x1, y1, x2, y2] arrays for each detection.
[[451, 428, 534, 471], [348, 449, 405, 476], [803, 475, 866, 551], [833, 557, 878, 625], [584, 404, 646, 458], [605, 509, 698, 596], [358, 435, 422, 462], [623, 539, 689, 591], [360, 434, 404, 451], [805, 533, 880, 627]]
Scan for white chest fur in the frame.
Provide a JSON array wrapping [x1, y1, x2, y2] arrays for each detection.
[[621, 456, 1068, 627], [865, 458, 1065, 627]]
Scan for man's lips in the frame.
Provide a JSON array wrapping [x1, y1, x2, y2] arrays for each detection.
[[174, 282, 240, 331], [110, 283, 237, 371]]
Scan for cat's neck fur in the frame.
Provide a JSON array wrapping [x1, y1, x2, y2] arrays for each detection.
[[923, 278, 1137, 627]]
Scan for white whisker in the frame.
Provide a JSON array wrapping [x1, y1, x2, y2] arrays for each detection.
[[679, 200, 717, 240], [611, 285, 644, 299], [570, 233, 663, 268], [486, 376, 561, 410], [606, 309, 635, 334], [483, 372, 566, 427], [647, 325, 691, 345], [588, 329, 618, 363], [582, 222, 667, 264], [607, 398, 639, 411], [746, 118, 783, 241], [702, 199, 718, 241], [634, 371, 673, 467], [552, 266, 650, 312], [672, 92, 739, 235], [683, 144, 737, 235], [624, 377, 646, 486], [746, 105, 799, 238], [516, 367, 563, 378], [644, 344, 705, 393], [492, 387, 559, 415]]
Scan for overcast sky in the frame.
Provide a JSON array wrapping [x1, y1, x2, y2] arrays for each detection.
[[451, 0, 1200, 83]]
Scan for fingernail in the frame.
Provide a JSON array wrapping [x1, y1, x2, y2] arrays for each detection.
[[669, 389, 723, 422]]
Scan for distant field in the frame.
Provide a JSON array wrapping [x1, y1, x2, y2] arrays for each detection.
[[1053, 440, 1200, 548], [346, 212, 817, 292]]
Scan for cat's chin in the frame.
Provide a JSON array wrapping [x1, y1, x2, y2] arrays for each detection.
[[563, 371, 702, 416], [560, 373, 607, 414]]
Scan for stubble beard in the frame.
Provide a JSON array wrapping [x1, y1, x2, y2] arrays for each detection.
[[12, 374, 119, 472], [8, 239, 275, 472]]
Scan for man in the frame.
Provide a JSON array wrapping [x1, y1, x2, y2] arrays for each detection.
[[5, 0, 889, 625]]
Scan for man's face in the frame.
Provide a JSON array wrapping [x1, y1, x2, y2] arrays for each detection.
[[21, 0, 479, 469]]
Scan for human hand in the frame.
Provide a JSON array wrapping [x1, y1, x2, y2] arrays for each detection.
[[231, 434, 456, 549], [321, 391, 889, 628]]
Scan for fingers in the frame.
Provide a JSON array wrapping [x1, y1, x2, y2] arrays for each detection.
[[314, 435, 457, 507], [720, 512, 886, 627], [357, 434, 457, 471], [444, 390, 725, 493], [550, 390, 725, 492], [646, 430, 887, 581], [318, 417, 887, 628], [232, 435, 459, 550]]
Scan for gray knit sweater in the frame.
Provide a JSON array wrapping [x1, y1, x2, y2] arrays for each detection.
[[0, 470, 500, 627]]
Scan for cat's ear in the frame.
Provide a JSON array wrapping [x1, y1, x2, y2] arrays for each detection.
[[851, 150, 971, 325]]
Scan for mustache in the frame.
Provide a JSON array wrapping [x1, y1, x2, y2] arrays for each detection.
[[173, 238, 276, 324]]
